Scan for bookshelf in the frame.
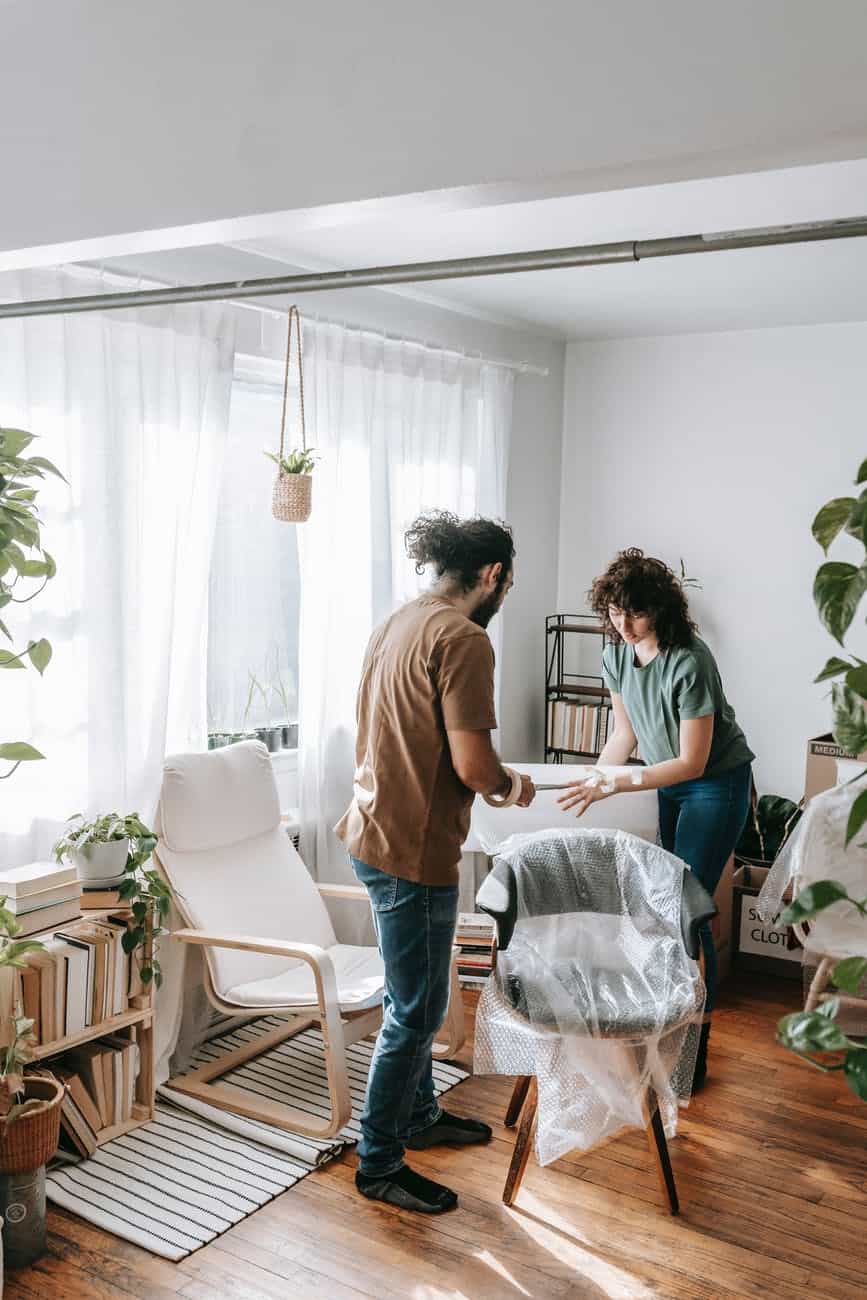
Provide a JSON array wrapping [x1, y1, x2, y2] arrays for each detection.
[[21, 909, 155, 1147], [545, 613, 642, 764]]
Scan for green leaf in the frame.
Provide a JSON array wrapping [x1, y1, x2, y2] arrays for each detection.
[[0, 619, 10, 642], [26, 639, 51, 675], [121, 928, 140, 954], [0, 743, 45, 763], [0, 429, 36, 459], [832, 957, 867, 996], [140, 967, 154, 985], [777, 1008, 849, 1054], [812, 498, 857, 553], [816, 656, 853, 683], [846, 664, 867, 699], [817, 995, 841, 1018], [22, 455, 67, 484], [19, 560, 50, 579], [845, 788, 867, 846], [844, 1047, 867, 1102], [832, 684, 867, 756], [0, 650, 26, 670], [779, 879, 851, 925], [814, 561, 867, 645], [857, 457, 867, 486]]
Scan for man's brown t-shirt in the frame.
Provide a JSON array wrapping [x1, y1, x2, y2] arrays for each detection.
[[334, 595, 497, 885]]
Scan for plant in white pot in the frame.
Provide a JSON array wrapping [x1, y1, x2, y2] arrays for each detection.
[[0, 904, 63, 1271], [53, 813, 172, 990]]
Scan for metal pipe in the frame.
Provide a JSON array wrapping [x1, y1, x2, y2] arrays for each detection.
[[1, 216, 866, 320]]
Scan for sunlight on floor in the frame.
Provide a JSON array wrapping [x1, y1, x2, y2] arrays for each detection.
[[474, 1249, 532, 1296], [507, 1189, 657, 1299]]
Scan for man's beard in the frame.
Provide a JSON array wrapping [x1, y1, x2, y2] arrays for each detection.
[[470, 585, 506, 629]]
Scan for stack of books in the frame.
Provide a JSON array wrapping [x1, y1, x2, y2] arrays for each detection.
[[41, 1035, 142, 1158], [455, 912, 496, 987], [548, 699, 613, 754], [17, 914, 138, 1044], [0, 862, 82, 937]]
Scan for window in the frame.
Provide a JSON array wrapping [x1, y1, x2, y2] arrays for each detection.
[[207, 358, 300, 743]]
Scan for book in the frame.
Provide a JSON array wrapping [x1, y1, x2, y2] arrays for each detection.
[[14, 899, 82, 938], [6, 881, 81, 916], [19, 962, 41, 1042], [0, 862, 78, 898], [52, 1066, 103, 1134], [58, 1085, 98, 1158], [80, 889, 122, 910], [64, 1043, 113, 1128]]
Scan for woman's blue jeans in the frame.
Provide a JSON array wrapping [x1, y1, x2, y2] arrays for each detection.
[[658, 762, 752, 1012], [351, 857, 458, 1178]]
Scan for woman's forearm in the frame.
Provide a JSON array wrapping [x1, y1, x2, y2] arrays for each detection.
[[611, 755, 704, 794], [597, 729, 635, 766]]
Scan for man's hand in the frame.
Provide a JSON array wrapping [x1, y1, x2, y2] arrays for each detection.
[[516, 774, 536, 807], [557, 775, 615, 818]]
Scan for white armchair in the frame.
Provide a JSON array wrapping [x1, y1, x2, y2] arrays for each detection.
[[155, 741, 464, 1139]]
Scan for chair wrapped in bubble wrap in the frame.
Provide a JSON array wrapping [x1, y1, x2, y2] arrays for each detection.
[[474, 827, 715, 1211]]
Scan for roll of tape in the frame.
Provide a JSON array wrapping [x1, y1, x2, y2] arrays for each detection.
[[483, 766, 522, 808]]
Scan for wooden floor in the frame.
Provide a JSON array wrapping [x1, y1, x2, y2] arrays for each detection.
[[6, 976, 867, 1300]]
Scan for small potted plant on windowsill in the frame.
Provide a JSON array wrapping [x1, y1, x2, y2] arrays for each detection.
[[53, 814, 173, 991]]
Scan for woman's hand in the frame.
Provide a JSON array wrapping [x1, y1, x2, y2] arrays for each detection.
[[557, 774, 617, 818]]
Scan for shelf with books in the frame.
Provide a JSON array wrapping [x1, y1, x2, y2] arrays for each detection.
[[545, 614, 642, 766]]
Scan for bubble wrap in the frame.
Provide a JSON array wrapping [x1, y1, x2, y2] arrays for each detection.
[[756, 772, 867, 960], [474, 828, 704, 1166]]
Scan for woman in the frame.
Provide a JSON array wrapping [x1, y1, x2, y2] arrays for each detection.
[[558, 548, 753, 1089]]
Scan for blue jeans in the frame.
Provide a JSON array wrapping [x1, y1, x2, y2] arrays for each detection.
[[351, 857, 459, 1178], [658, 762, 752, 1012]]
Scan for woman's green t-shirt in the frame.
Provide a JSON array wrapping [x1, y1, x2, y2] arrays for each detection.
[[601, 635, 754, 778]]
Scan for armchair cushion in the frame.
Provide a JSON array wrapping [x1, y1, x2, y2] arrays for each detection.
[[159, 741, 280, 853], [225, 944, 385, 1011]]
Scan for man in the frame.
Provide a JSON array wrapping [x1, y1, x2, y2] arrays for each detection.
[[335, 511, 535, 1214]]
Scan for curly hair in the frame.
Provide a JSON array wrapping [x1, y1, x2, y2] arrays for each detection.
[[588, 548, 697, 650], [405, 511, 515, 592]]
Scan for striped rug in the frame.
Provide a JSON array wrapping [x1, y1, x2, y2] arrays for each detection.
[[45, 1017, 468, 1260]]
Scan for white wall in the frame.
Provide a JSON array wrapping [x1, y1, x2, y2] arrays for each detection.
[[558, 323, 867, 800], [5, 1, 867, 258]]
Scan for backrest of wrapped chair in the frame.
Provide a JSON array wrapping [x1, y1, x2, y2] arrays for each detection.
[[477, 827, 686, 950]]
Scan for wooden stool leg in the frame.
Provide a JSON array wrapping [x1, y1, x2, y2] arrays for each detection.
[[503, 1077, 538, 1206], [804, 956, 834, 1012], [644, 1099, 679, 1215], [505, 1075, 532, 1128]]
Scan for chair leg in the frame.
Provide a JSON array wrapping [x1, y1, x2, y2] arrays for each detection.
[[503, 1077, 538, 1206], [505, 1075, 533, 1128], [804, 955, 834, 1012], [643, 1097, 679, 1216], [432, 949, 466, 1060]]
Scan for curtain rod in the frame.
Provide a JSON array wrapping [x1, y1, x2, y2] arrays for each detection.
[[1, 215, 866, 320]]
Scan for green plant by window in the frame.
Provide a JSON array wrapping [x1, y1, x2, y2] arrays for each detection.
[[53, 813, 173, 990], [265, 448, 317, 477], [0, 426, 66, 778]]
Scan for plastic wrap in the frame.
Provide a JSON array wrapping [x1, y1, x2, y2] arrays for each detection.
[[757, 772, 867, 960], [474, 828, 704, 1165]]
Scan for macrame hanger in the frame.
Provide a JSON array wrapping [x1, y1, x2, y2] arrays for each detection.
[[278, 305, 307, 464]]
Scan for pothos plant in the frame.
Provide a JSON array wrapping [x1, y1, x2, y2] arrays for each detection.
[[0, 426, 65, 779], [774, 453, 867, 1100], [0, 900, 48, 1122], [53, 813, 173, 990]]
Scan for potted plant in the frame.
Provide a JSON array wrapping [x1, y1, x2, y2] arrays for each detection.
[[736, 792, 803, 871], [267, 304, 316, 524], [53, 815, 173, 990], [271, 648, 297, 749], [0, 903, 63, 1270], [0, 425, 65, 781], [52, 812, 134, 884]]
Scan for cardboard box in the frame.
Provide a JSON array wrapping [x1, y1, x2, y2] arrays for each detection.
[[711, 854, 734, 984], [732, 863, 802, 981], [805, 733, 867, 802]]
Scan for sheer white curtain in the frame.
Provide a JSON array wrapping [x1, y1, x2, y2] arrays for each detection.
[[0, 268, 235, 868], [297, 322, 514, 940]]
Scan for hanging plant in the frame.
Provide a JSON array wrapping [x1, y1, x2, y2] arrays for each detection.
[[267, 305, 316, 523]]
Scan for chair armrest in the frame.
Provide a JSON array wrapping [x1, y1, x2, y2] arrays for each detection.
[[317, 883, 369, 903], [171, 929, 341, 1024]]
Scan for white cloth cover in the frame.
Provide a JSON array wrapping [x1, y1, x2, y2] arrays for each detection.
[[466, 763, 660, 855], [474, 828, 704, 1166], [757, 772, 867, 959]]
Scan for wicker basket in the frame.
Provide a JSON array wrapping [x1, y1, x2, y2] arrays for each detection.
[[272, 471, 312, 523], [0, 1075, 64, 1174]]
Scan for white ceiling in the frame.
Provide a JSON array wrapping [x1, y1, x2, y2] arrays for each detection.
[[226, 160, 867, 341]]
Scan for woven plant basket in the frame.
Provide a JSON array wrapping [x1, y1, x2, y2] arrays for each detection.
[[0, 1075, 63, 1174], [272, 471, 312, 523]]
